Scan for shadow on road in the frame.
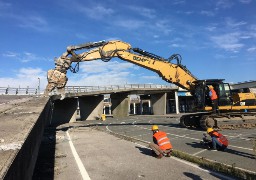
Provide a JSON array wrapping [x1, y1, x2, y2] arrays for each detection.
[[186, 142, 255, 159], [186, 142, 205, 149], [225, 148, 255, 159], [135, 146, 153, 157], [183, 172, 203, 180]]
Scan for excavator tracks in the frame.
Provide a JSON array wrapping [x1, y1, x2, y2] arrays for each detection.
[[180, 112, 256, 130]]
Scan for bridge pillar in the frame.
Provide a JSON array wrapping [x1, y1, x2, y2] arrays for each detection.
[[51, 98, 78, 126], [79, 95, 104, 120], [175, 91, 180, 114], [111, 93, 130, 118], [151, 93, 167, 115]]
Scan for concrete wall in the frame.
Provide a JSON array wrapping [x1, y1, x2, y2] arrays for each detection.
[[111, 93, 130, 118], [51, 98, 78, 126], [79, 95, 104, 120], [151, 93, 167, 115], [3, 98, 52, 180]]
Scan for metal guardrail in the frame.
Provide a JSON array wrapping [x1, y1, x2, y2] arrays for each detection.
[[0, 84, 177, 95], [0, 87, 39, 95], [64, 84, 177, 94]]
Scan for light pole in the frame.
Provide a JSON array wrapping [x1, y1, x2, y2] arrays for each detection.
[[38, 77, 40, 95]]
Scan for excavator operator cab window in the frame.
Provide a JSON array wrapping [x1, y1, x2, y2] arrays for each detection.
[[194, 82, 206, 109], [205, 85, 212, 107], [218, 83, 232, 106]]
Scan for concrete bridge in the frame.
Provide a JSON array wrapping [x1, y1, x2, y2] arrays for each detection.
[[50, 84, 179, 126]]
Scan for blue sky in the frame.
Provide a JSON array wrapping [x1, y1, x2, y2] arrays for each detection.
[[0, 0, 255, 90]]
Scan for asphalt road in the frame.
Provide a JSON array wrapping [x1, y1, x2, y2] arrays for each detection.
[[53, 127, 232, 180], [98, 116, 256, 172], [43, 115, 256, 180]]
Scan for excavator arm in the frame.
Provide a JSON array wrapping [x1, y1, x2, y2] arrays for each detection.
[[46, 40, 197, 98]]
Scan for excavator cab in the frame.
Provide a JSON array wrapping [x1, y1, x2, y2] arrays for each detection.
[[193, 79, 233, 111]]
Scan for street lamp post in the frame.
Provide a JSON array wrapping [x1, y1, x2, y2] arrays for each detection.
[[38, 77, 40, 95]]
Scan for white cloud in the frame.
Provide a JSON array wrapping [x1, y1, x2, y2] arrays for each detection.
[[17, 68, 45, 78], [1, 12, 49, 32], [200, 10, 215, 17], [3, 51, 18, 57], [172, 0, 186, 5], [155, 20, 173, 35], [67, 71, 132, 86], [19, 16, 48, 30], [114, 19, 145, 29], [67, 60, 138, 86], [2, 51, 51, 63], [240, 36, 251, 39], [211, 32, 244, 52], [79, 60, 135, 74], [127, 6, 156, 19], [248, 24, 256, 38], [184, 11, 194, 15], [76, 4, 114, 19], [247, 47, 256, 52], [225, 18, 247, 28], [215, 0, 233, 10], [170, 43, 185, 48], [141, 75, 158, 80], [205, 26, 217, 31], [239, 0, 252, 4], [0, 68, 46, 89]]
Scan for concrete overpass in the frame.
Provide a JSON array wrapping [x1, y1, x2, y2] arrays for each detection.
[[50, 84, 179, 126]]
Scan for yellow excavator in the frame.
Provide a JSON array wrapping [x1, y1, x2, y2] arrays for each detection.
[[46, 40, 256, 129]]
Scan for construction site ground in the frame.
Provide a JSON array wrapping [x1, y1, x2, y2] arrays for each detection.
[[34, 116, 256, 180]]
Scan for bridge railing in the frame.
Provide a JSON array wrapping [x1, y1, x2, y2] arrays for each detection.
[[64, 84, 177, 94], [0, 84, 177, 95], [0, 87, 38, 95]]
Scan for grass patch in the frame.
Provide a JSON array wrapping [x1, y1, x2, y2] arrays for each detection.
[[172, 150, 256, 180]]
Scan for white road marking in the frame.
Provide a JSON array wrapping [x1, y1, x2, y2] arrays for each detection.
[[134, 142, 234, 180], [193, 149, 207, 156], [106, 126, 151, 144], [228, 145, 253, 151], [66, 131, 91, 180]]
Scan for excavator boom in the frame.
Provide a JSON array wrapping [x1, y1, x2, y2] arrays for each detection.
[[46, 40, 197, 98]]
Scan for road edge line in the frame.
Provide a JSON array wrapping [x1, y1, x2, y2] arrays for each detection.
[[66, 130, 91, 180]]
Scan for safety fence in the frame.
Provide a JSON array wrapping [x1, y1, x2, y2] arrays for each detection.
[[0, 87, 39, 95], [1, 84, 177, 95], [64, 84, 177, 94]]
